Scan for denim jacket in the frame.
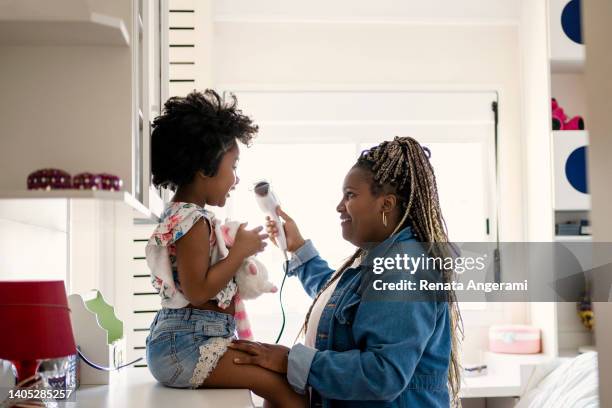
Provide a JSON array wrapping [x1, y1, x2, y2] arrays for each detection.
[[286, 226, 452, 408]]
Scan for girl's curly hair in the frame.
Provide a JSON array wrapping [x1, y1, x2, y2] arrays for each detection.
[[151, 89, 258, 191]]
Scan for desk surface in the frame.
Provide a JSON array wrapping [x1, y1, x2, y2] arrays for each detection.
[[76, 368, 255, 408], [460, 352, 554, 399], [74, 353, 556, 404], [77, 369, 508, 406]]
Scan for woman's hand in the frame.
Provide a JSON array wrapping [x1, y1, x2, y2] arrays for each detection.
[[266, 206, 306, 253], [231, 223, 268, 259], [228, 340, 290, 374]]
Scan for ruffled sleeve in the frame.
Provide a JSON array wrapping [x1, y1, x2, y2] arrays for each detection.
[[151, 203, 210, 246], [145, 203, 208, 308]]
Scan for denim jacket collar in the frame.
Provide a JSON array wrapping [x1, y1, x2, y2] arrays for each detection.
[[362, 224, 416, 264]]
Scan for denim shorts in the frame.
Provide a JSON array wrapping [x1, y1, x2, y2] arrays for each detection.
[[145, 308, 237, 388]]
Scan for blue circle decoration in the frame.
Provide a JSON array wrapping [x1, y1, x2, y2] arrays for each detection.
[[561, 0, 583, 44], [565, 146, 588, 194]]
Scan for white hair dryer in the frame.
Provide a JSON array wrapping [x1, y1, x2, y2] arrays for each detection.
[[254, 180, 288, 260]]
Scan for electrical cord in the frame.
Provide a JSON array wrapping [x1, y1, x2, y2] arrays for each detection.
[[274, 259, 290, 344], [77, 348, 142, 371]]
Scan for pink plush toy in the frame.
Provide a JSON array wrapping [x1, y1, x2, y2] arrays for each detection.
[[220, 220, 277, 340], [552, 98, 585, 130]]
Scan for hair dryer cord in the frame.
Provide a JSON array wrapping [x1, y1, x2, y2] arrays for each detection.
[[274, 260, 290, 344]]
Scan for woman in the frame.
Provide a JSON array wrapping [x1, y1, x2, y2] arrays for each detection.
[[229, 136, 462, 407]]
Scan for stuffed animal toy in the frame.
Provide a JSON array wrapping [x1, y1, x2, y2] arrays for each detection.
[[552, 98, 585, 130], [220, 220, 277, 340]]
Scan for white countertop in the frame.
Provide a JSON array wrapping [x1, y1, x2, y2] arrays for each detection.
[[71, 352, 558, 404], [75, 367, 255, 408], [460, 352, 554, 399]]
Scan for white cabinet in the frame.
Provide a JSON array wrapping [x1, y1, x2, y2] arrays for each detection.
[[553, 131, 590, 211], [549, 0, 585, 72], [0, 0, 167, 342], [0, 0, 167, 217], [0, 0, 129, 46], [521, 0, 593, 358]]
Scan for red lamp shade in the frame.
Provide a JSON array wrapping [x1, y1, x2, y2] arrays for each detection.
[[0, 281, 76, 382]]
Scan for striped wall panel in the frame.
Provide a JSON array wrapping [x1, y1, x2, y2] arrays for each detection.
[[129, 222, 158, 368], [168, 3, 196, 96]]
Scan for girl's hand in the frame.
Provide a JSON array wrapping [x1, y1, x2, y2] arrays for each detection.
[[228, 340, 290, 374], [266, 206, 306, 253], [231, 223, 269, 259]]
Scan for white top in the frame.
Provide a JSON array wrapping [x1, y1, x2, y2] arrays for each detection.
[[145, 202, 237, 309], [304, 257, 362, 348], [305, 277, 341, 348]]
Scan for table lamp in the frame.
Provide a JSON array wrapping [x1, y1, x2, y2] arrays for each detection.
[[0, 281, 77, 384]]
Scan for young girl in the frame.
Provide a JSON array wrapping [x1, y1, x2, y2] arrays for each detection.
[[144, 90, 306, 407]]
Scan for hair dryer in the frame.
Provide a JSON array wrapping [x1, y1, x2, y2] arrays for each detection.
[[253, 180, 288, 260]]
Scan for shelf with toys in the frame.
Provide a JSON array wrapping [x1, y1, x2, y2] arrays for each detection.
[[545, 0, 595, 358]]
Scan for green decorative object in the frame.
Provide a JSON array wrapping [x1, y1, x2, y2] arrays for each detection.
[[84, 290, 123, 344]]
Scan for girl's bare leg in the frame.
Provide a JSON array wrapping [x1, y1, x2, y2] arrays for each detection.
[[201, 348, 307, 408]]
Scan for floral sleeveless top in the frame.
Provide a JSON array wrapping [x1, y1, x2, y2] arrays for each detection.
[[145, 202, 237, 309]]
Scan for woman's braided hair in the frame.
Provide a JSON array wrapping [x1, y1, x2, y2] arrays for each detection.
[[298, 136, 463, 407]]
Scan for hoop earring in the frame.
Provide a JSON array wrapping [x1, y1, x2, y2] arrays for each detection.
[[382, 212, 388, 227]]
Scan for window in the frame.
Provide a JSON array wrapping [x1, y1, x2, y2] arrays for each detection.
[[216, 90, 497, 343]]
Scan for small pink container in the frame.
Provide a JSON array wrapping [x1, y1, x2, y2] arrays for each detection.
[[489, 325, 541, 354]]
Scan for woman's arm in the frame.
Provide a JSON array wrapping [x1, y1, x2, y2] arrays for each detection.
[[266, 206, 335, 298], [286, 240, 335, 298]]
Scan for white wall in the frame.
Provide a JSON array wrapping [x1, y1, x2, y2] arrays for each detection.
[[517, 0, 559, 357], [0, 200, 68, 281], [211, 19, 528, 362], [214, 22, 524, 241], [0, 45, 133, 193], [0, 1, 134, 194], [214, 0, 519, 22]]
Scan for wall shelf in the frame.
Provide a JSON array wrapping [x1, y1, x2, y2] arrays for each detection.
[[549, 0, 585, 73], [0, 190, 154, 220], [554, 235, 592, 242], [0, 0, 129, 46], [550, 58, 585, 73], [552, 130, 588, 138], [553, 130, 590, 211]]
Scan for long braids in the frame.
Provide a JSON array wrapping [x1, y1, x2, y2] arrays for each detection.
[[361, 136, 464, 406], [297, 136, 463, 406]]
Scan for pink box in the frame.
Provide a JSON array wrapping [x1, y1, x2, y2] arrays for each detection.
[[489, 325, 541, 354]]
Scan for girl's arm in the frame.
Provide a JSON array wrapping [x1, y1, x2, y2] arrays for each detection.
[[287, 240, 335, 298], [176, 219, 267, 306]]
